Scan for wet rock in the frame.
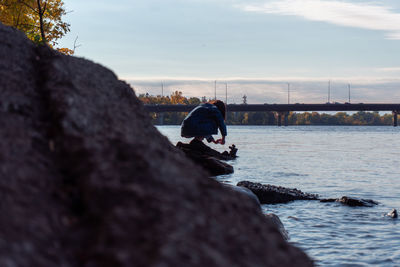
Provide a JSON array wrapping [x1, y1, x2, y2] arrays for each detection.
[[386, 209, 398, 218], [0, 23, 313, 267], [198, 155, 234, 176], [176, 140, 235, 175], [320, 196, 378, 207], [237, 181, 319, 204]]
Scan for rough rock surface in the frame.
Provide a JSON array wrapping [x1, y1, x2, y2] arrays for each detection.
[[237, 181, 319, 204], [176, 140, 235, 176], [0, 23, 313, 267]]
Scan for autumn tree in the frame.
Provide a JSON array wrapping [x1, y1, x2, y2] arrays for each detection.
[[170, 91, 188, 105], [0, 0, 72, 53]]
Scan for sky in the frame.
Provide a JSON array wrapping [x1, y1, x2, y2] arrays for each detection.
[[58, 0, 400, 104]]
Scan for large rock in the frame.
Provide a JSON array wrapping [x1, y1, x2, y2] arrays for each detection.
[[0, 23, 313, 266]]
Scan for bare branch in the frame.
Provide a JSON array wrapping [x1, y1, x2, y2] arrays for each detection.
[[18, 0, 36, 13], [42, 1, 47, 15], [73, 36, 82, 52]]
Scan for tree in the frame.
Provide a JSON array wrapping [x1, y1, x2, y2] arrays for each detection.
[[0, 0, 71, 53], [170, 91, 188, 105], [188, 97, 201, 105]]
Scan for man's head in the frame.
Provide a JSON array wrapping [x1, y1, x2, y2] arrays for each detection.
[[209, 100, 226, 119]]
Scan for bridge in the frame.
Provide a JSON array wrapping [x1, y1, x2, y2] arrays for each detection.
[[144, 103, 400, 126]]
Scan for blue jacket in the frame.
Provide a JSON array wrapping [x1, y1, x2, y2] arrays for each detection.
[[181, 103, 227, 138]]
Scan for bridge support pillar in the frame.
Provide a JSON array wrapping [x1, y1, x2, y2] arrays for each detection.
[[233, 112, 238, 122], [157, 112, 165, 125], [276, 112, 289, 127], [393, 111, 398, 127], [277, 113, 282, 126], [284, 112, 289, 127]]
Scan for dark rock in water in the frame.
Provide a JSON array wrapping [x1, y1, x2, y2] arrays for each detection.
[[319, 198, 336, 203], [320, 196, 378, 207], [227, 144, 238, 158], [0, 23, 313, 266], [238, 181, 378, 209], [386, 209, 398, 218], [176, 140, 235, 175], [337, 196, 378, 207], [198, 155, 234, 176], [237, 181, 319, 204]]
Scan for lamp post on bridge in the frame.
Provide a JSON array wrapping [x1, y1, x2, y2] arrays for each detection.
[[348, 84, 351, 103], [225, 83, 228, 105], [214, 80, 217, 100], [328, 80, 331, 103]]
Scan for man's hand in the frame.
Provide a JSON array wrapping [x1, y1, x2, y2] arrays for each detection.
[[216, 136, 225, 145]]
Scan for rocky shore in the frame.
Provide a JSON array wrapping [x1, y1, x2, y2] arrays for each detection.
[[0, 23, 313, 266]]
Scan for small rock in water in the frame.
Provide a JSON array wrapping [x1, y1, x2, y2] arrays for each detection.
[[387, 209, 398, 218], [337, 196, 378, 207], [320, 196, 378, 207]]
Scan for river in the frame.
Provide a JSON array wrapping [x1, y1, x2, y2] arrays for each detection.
[[157, 125, 400, 266]]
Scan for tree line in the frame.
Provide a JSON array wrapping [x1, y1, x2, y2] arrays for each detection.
[[139, 92, 394, 126]]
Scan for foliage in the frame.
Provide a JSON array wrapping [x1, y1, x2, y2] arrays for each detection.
[[56, 46, 73, 55], [0, 0, 70, 51], [138, 93, 395, 126]]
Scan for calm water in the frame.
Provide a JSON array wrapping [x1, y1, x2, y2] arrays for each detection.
[[157, 125, 400, 266]]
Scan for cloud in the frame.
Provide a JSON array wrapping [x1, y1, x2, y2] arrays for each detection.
[[376, 67, 400, 72], [238, 0, 400, 39]]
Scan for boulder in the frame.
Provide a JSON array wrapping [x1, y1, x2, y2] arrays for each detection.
[[237, 181, 319, 204], [0, 23, 313, 267], [176, 140, 235, 175]]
